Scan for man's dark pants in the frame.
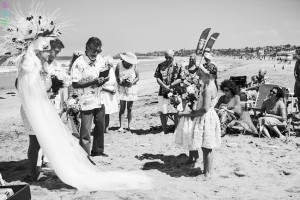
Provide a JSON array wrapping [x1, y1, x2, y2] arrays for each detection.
[[28, 135, 40, 180], [79, 105, 105, 156]]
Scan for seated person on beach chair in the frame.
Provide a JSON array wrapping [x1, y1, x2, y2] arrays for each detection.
[[215, 80, 258, 137], [258, 86, 287, 139]]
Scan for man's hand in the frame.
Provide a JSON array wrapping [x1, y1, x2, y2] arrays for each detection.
[[95, 77, 109, 87], [110, 89, 116, 95], [126, 82, 133, 87], [163, 85, 171, 92]]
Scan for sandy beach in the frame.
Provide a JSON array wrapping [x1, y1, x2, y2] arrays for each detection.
[[1, 56, 300, 200]]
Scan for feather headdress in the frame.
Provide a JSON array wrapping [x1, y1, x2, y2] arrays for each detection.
[[0, 2, 67, 65]]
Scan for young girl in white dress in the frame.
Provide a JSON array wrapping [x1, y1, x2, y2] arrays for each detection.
[[115, 52, 139, 131], [179, 62, 221, 177]]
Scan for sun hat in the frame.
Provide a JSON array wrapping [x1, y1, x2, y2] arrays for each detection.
[[120, 52, 139, 65], [204, 52, 212, 60]]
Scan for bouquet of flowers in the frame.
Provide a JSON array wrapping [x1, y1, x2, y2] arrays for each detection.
[[121, 74, 135, 86], [167, 89, 182, 109], [180, 69, 200, 87], [65, 94, 80, 130], [51, 69, 72, 95], [181, 84, 199, 110]]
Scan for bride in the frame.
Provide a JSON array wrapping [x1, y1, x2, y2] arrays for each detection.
[[1, 5, 152, 191]]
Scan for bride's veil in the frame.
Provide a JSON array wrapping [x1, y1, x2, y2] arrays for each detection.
[[17, 37, 152, 191]]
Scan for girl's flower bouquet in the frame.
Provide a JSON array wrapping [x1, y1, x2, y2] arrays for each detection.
[[51, 69, 72, 95], [121, 74, 135, 86], [182, 84, 199, 110], [120, 74, 137, 94], [181, 69, 200, 87]]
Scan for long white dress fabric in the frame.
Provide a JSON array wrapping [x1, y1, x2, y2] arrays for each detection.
[[17, 38, 152, 191]]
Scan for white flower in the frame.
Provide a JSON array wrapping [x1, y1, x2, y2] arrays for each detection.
[[186, 85, 196, 94], [53, 69, 72, 87], [67, 98, 77, 106], [167, 92, 173, 98]]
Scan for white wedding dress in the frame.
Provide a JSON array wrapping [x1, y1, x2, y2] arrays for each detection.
[[17, 38, 152, 191]]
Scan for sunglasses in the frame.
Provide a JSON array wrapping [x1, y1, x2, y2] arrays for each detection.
[[165, 56, 173, 60], [270, 90, 277, 94], [87, 46, 102, 54]]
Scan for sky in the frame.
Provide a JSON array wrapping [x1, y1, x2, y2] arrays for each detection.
[[2, 0, 300, 56]]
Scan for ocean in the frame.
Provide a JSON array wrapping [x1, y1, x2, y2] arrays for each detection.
[[0, 57, 165, 90]]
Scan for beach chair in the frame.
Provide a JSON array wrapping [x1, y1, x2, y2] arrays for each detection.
[[249, 85, 292, 137], [247, 84, 277, 116]]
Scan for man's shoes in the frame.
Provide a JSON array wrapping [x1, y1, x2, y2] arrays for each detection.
[[91, 151, 109, 157]]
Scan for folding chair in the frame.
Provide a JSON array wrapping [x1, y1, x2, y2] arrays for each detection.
[[247, 84, 277, 116], [249, 85, 292, 137]]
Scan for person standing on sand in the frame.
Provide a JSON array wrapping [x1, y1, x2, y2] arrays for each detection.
[[175, 53, 200, 164], [293, 48, 300, 110], [71, 37, 109, 157], [18, 48, 54, 182], [100, 56, 118, 133], [115, 52, 140, 131], [179, 61, 221, 178], [154, 50, 182, 134], [39, 38, 65, 168]]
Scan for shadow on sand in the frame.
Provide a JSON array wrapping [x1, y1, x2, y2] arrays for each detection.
[[129, 125, 176, 135], [0, 159, 74, 190], [135, 153, 202, 177]]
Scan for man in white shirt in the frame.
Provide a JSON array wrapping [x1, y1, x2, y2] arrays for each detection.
[[71, 37, 108, 158]]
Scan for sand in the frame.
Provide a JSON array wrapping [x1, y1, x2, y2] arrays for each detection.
[[0, 57, 300, 200]]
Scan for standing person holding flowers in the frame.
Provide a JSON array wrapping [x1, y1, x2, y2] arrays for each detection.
[[40, 38, 67, 168], [115, 52, 139, 131], [154, 50, 182, 134], [48, 39, 67, 117], [175, 53, 201, 164], [179, 58, 221, 177]]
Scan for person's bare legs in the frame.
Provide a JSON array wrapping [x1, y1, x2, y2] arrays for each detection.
[[185, 150, 199, 164], [159, 113, 168, 134], [119, 100, 126, 130], [127, 101, 134, 129], [262, 125, 271, 138], [202, 147, 214, 177], [268, 125, 285, 138], [259, 124, 271, 138]]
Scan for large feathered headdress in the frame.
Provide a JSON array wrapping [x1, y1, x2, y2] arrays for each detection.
[[0, 2, 67, 65]]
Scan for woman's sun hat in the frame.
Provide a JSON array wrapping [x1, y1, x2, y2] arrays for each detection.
[[204, 52, 212, 60], [120, 52, 139, 65]]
